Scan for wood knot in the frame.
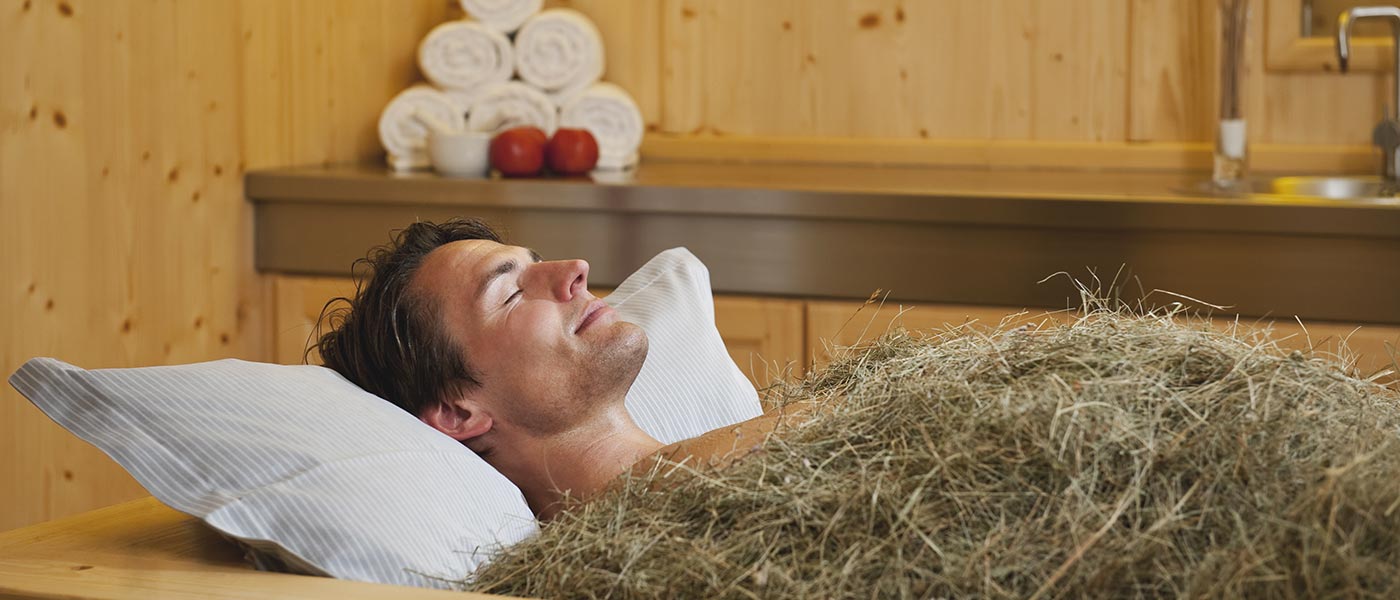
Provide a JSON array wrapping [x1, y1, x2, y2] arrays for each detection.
[[52, 110, 67, 128], [858, 12, 880, 28]]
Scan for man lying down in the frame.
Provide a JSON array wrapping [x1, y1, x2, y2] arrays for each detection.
[[315, 218, 1400, 597], [315, 217, 798, 520]]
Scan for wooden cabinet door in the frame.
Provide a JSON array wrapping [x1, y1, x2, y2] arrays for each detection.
[[713, 295, 807, 389], [805, 299, 1071, 372], [271, 276, 359, 365]]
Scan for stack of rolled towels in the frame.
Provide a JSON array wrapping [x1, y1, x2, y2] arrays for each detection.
[[379, 0, 644, 172]]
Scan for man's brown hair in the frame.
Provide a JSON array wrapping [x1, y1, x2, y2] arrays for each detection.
[[311, 218, 503, 416]]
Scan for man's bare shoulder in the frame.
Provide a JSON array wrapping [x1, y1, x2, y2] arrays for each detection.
[[642, 401, 818, 474]]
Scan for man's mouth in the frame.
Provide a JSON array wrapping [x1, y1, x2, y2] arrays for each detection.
[[575, 300, 609, 334]]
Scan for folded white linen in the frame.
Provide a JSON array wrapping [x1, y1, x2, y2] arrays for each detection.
[[458, 0, 541, 34], [377, 85, 468, 171], [465, 81, 558, 135], [560, 82, 644, 170], [514, 9, 605, 107], [417, 20, 514, 109]]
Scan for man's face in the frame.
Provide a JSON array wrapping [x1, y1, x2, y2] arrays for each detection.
[[411, 239, 647, 436]]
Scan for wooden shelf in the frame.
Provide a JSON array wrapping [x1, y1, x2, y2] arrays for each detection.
[[247, 161, 1400, 325]]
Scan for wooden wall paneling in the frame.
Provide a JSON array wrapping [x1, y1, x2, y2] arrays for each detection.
[[3, 0, 449, 533], [239, 0, 451, 170], [553, 0, 664, 131], [687, 0, 760, 136], [660, 0, 1046, 140], [660, 0, 705, 134], [712, 295, 807, 390], [805, 0, 905, 138], [1, 0, 271, 532], [1254, 0, 1383, 148], [642, 0, 1388, 161], [1, 0, 111, 534], [1128, 0, 1213, 143], [856, 0, 1036, 140], [735, 0, 829, 137], [968, 0, 1036, 140], [1258, 71, 1386, 145], [1029, 0, 1129, 141]]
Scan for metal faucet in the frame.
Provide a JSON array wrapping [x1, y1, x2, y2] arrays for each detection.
[[1337, 6, 1400, 180]]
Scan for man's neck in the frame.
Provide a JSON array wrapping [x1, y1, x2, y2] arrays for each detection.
[[497, 405, 662, 520]]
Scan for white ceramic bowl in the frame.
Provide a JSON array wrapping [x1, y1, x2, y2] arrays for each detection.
[[427, 130, 493, 178]]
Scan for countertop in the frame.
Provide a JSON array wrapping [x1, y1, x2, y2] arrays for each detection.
[[247, 161, 1400, 324]]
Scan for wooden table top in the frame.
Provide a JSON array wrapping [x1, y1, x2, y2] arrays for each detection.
[[0, 496, 517, 599]]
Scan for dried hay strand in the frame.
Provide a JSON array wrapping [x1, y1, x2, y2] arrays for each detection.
[[466, 292, 1400, 599]]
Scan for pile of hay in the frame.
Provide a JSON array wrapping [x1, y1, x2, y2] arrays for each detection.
[[467, 298, 1400, 599]]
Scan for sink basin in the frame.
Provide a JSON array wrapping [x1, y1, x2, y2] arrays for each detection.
[[1193, 176, 1400, 204], [1250, 176, 1399, 201]]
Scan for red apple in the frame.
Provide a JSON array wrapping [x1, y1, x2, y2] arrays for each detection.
[[519, 127, 548, 146], [545, 128, 600, 176], [490, 127, 547, 177]]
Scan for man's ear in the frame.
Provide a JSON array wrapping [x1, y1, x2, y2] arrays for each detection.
[[420, 398, 494, 442]]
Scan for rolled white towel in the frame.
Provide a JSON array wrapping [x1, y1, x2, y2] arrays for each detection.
[[377, 85, 468, 171], [560, 83, 644, 171], [417, 21, 513, 108], [458, 0, 542, 34], [514, 9, 605, 107], [466, 81, 558, 135], [442, 89, 479, 117]]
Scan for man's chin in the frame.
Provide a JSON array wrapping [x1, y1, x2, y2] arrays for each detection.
[[596, 321, 648, 388]]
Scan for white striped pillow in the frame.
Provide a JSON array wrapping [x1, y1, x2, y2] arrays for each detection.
[[9, 358, 537, 588], [609, 247, 764, 443], [8, 247, 761, 589]]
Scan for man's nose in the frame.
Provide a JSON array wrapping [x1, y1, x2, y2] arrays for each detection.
[[545, 259, 589, 301]]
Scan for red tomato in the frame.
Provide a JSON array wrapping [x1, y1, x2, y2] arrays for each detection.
[[545, 128, 600, 176], [489, 127, 547, 177]]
